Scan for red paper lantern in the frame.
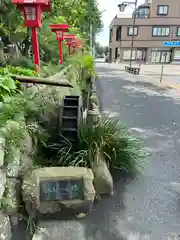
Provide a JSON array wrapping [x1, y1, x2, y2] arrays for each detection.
[[64, 34, 76, 55], [49, 24, 69, 64], [64, 34, 75, 42], [50, 24, 69, 41], [12, 0, 51, 72], [12, 0, 50, 27]]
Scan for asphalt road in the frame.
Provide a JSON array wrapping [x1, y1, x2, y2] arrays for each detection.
[[34, 62, 180, 240]]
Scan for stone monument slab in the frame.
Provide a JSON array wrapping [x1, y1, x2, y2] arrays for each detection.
[[22, 167, 95, 217]]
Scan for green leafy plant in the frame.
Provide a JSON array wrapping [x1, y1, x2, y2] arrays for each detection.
[[0, 94, 26, 127], [49, 117, 150, 175], [67, 52, 96, 97], [68, 52, 95, 76], [0, 74, 17, 102], [40, 63, 65, 77], [0, 66, 39, 102], [0, 66, 39, 77], [6, 57, 36, 70], [82, 54, 95, 76], [77, 117, 149, 174], [7, 66, 39, 76]]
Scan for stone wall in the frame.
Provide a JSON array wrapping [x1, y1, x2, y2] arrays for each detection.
[[87, 77, 114, 197], [0, 66, 78, 238], [0, 67, 115, 239], [0, 116, 36, 239]]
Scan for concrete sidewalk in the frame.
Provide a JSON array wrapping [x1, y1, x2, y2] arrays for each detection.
[[115, 63, 180, 89]]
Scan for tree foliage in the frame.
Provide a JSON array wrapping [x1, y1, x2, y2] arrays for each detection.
[[0, 0, 103, 64], [95, 42, 109, 56]]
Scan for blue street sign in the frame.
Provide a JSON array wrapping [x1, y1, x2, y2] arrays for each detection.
[[163, 41, 180, 46]]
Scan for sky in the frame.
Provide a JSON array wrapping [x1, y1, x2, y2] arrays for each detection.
[[96, 0, 145, 46]]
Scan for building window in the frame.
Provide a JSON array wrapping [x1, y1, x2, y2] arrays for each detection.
[[176, 27, 180, 36], [151, 49, 171, 63], [127, 26, 138, 36], [116, 27, 121, 41], [152, 27, 170, 36], [109, 29, 112, 43], [157, 5, 169, 15], [115, 47, 118, 59], [135, 7, 149, 18]]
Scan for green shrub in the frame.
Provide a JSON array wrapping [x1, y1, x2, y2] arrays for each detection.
[[78, 117, 149, 174], [54, 117, 150, 175], [40, 63, 64, 77], [0, 74, 18, 102], [7, 57, 35, 70], [0, 94, 26, 127], [81, 54, 95, 76], [0, 66, 38, 77], [0, 66, 38, 102], [67, 52, 95, 76], [7, 66, 39, 77]]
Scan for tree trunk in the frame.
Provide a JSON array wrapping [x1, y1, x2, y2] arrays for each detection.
[[23, 28, 31, 57], [0, 40, 4, 65]]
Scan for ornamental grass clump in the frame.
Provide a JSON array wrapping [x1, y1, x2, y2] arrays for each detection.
[[78, 117, 149, 174], [56, 117, 149, 175]]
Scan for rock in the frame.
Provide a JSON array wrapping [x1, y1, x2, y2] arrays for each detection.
[[9, 215, 19, 226], [19, 153, 33, 177], [33, 220, 86, 240], [5, 118, 35, 178], [0, 40, 4, 65], [4, 178, 21, 215], [83, 109, 88, 121], [91, 102, 98, 110], [0, 128, 6, 167], [5, 145, 21, 178], [91, 151, 114, 196], [5, 120, 23, 178], [19, 127, 35, 177], [0, 169, 6, 204], [90, 95, 99, 108], [2, 119, 23, 215], [0, 213, 12, 240], [76, 213, 87, 218], [26, 85, 39, 95], [20, 129, 33, 155], [87, 109, 101, 125], [22, 167, 95, 216], [91, 89, 97, 95]]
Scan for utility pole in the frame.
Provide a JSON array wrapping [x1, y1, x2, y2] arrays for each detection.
[[90, 23, 93, 56], [129, 0, 138, 67], [93, 33, 96, 58], [118, 1, 138, 67], [160, 26, 173, 82], [88, 0, 93, 56]]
